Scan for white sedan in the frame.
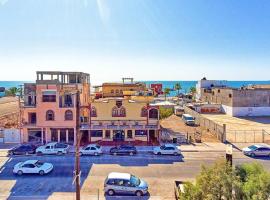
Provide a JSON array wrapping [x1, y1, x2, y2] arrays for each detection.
[[13, 160, 53, 176], [153, 144, 181, 155], [79, 144, 102, 156]]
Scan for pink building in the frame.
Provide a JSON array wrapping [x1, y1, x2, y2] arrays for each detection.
[[22, 71, 90, 145]]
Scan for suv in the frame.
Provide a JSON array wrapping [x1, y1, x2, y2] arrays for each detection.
[[110, 145, 137, 156], [153, 144, 181, 155], [104, 172, 148, 196], [36, 142, 69, 155]]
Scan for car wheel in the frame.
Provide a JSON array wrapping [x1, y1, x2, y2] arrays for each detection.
[[135, 190, 143, 197], [129, 152, 134, 156], [39, 170, 45, 176], [17, 170, 23, 176], [251, 153, 255, 157], [107, 189, 115, 196], [57, 151, 63, 156], [157, 152, 161, 155]]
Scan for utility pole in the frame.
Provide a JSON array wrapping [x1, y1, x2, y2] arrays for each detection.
[[75, 90, 81, 200], [18, 84, 23, 143]]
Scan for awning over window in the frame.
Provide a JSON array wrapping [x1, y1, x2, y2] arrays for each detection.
[[42, 90, 56, 95]]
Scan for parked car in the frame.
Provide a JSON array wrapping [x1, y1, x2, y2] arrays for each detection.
[[153, 144, 181, 155], [104, 172, 148, 196], [110, 145, 137, 156], [8, 144, 37, 156], [182, 114, 195, 126], [79, 144, 102, 156], [13, 160, 53, 176], [36, 142, 69, 155], [242, 144, 270, 157]]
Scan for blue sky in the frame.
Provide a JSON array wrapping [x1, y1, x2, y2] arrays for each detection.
[[0, 0, 270, 84]]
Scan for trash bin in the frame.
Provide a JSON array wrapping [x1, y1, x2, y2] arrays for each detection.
[[173, 138, 177, 143]]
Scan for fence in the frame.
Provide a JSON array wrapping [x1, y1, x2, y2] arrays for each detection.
[[226, 129, 270, 143], [184, 106, 226, 142]]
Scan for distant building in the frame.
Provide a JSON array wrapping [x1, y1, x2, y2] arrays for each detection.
[[80, 98, 160, 143], [197, 79, 270, 116], [100, 78, 147, 98], [22, 71, 90, 144]]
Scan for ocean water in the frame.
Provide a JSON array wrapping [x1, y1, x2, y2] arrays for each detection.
[[1, 80, 270, 97]]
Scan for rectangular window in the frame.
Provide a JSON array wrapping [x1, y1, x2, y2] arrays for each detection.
[[105, 130, 110, 138], [60, 129, 66, 142], [127, 130, 133, 139], [42, 91, 56, 102], [135, 130, 147, 137], [68, 129, 74, 144], [90, 130, 103, 137]]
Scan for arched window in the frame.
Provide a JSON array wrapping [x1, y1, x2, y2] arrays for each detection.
[[149, 108, 158, 119], [141, 107, 148, 117], [116, 89, 119, 94], [119, 107, 126, 117], [46, 110, 55, 121], [112, 106, 126, 117], [111, 89, 114, 94], [91, 106, 97, 117], [65, 110, 73, 121], [112, 106, 118, 117]]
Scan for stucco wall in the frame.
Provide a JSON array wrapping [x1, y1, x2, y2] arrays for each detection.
[[222, 105, 270, 117]]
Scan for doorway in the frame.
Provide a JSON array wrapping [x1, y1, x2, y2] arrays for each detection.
[[113, 130, 125, 142]]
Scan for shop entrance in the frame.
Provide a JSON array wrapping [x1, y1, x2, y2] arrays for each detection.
[[113, 130, 125, 142]]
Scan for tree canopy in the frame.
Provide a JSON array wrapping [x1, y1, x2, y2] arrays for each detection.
[[178, 160, 270, 200]]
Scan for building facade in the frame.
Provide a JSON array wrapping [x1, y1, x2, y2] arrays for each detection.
[[22, 71, 90, 145], [198, 82, 270, 116], [80, 98, 160, 144]]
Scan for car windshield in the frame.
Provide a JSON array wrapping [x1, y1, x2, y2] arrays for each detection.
[[248, 145, 258, 150], [160, 145, 165, 150], [35, 161, 44, 168], [130, 175, 140, 186]]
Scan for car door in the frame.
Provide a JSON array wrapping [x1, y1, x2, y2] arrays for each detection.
[[123, 180, 135, 194], [83, 147, 90, 155], [260, 148, 270, 156], [255, 148, 264, 156], [90, 147, 97, 155], [15, 146, 24, 155], [22, 164, 35, 173], [114, 179, 126, 194], [163, 147, 171, 155], [44, 146, 51, 154]]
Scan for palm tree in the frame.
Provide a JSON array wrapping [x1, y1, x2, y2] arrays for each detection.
[[174, 83, 182, 97], [164, 88, 170, 101], [189, 86, 196, 95], [5, 87, 21, 97]]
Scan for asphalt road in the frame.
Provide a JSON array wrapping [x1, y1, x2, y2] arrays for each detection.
[[0, 151, 269, 200]]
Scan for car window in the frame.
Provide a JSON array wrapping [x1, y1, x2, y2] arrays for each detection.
[[115, 179, 124, 186], [45, 146, 51, 149], [90, 147, 96, 150], [107, 179, 115, 185], [123, 180, 131, 187], [160, 146, 165, 150], [85, 147, 90, 150], [96, 145, 101, 149]]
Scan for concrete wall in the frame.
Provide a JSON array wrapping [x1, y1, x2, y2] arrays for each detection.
[[222, 105, 270, 117]]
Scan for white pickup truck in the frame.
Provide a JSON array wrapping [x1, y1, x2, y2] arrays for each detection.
[[36, 142, 70, 155]]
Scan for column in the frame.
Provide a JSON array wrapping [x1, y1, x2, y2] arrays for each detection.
[[89, 130, 91, 142], [73, 128, 76, 146], [57, 129, 60, 142], [147, 130, 149, 143], [66, 129, 69, 143], [102, 129, 105, 139], [41, 128, 44, 144]]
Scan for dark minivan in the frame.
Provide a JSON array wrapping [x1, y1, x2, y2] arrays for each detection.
[[110, 145, 137, 156]]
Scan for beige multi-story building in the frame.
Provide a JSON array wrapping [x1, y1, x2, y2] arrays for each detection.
[[80, 98, 160, 144], [22, 71, 90, 145], [197, 79, 270, 117]]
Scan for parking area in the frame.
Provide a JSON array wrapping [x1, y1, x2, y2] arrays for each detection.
[[160, 115, 219, 142], [202, 114, 270, 132], [1, 146, 270, 200]]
